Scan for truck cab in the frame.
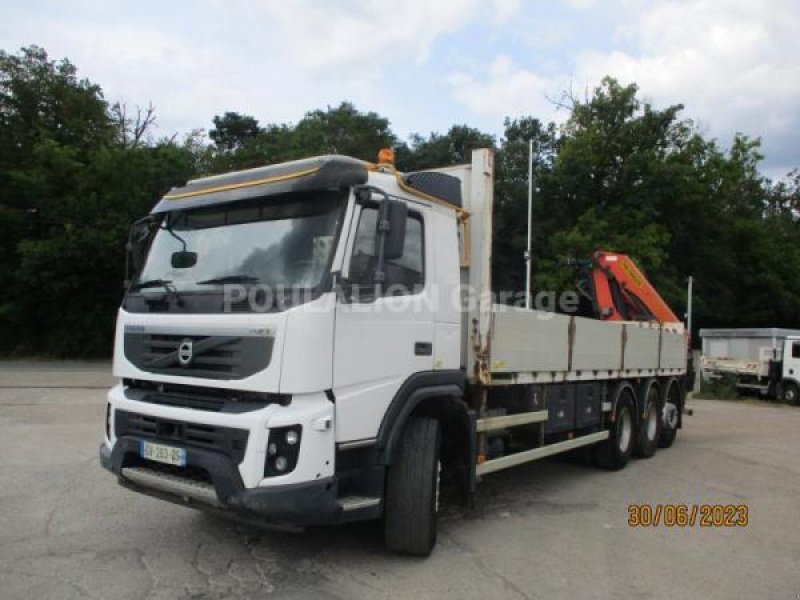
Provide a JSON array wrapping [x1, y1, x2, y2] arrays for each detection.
[[101, 152, 468, 533], [780, 337, 800, 402]]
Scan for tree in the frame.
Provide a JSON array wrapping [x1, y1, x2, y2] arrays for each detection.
[[2, 45, 799, 356], [0, 46, 195, 356], [396, 125, 496, 172], [292, 102, 396, 161], [209, 111, 260, 151], [493, 117, 558, 293], [110, 101, 157, 148]]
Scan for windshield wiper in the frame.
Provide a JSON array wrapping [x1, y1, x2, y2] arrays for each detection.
[[197, 275, 261, 285], [130, 278, 173, 291], [129, 279, 184, 306]]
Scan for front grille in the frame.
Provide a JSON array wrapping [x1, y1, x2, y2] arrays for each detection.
[[123, 379, 289, 413], [115, 409, 249, 464], [147, 334, 237, 374], [124, 332, 274, 380]]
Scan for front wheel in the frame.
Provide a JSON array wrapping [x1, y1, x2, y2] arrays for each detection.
[[782, 381, 800, 405], [384, 417, 440, 556], [594, 388, 635, 470]]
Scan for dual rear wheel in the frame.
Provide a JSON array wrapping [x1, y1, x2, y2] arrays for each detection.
[[594, 388, 636, 470], [595, 379, 680, 469]]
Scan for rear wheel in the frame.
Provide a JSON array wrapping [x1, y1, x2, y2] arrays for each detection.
[[634, 382, 661, 458], [781, 381, 800, 405], [659, 380, 682, 448], [384, 417, 441, 556], [594, 388, 635, 470]]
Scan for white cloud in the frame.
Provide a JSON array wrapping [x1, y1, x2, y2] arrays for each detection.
[[565, 0, 599, 10], [0, 0, 483, 139], [3, 0, 798, 173], [576, 0, 800, 169], [447, 0, 800, 173], [492, 0, 522, 25], [242, 0, 481, 72], [448, 55, 562, 123]]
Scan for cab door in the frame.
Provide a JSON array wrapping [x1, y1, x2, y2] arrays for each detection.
[[783, 339, 800, 383], [333, 200, 434, 443]]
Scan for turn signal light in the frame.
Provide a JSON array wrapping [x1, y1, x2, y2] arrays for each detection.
[[378, 148, 395, 165]]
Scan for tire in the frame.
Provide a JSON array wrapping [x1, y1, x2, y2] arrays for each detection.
[[384, 417, 441, 556], [659, 379, 682, 448], [781, 381, 800, 405], [634, 381, 661, 458], [594, 388, 636, 470]]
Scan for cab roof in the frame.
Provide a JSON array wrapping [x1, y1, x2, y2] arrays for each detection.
[[150, 153, 464, 215], [151, 155, 370, 214]]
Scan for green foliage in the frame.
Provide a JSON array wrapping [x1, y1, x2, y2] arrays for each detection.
[[395, 125, 496, 171], [210, 112, 260, 151], [1, 46, 799, 356], [0, 47, 195, 356], [205, 102, 396, 173]]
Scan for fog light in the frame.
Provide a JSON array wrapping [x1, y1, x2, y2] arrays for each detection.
[[274, 456, 288, 472], [285, 430, 299, 445], [268, 442, 277, 456]]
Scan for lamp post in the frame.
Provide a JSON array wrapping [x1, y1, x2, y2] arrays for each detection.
[[525, 139, 533, 309]]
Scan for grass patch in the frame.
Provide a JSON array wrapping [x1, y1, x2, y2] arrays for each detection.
[[695, 376, 740, 400]]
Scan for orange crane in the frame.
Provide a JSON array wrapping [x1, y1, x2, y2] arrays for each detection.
[[574, 250, 680, 324]]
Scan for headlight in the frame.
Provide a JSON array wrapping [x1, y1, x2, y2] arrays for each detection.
[[264, 425, 302, 477]]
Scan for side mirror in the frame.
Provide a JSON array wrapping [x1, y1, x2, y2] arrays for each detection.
[[379, 198, 407, 260], [171, 251, 197, 269]]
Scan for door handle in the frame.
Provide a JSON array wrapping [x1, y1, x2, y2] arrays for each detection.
[[414, 342, 433, 356]]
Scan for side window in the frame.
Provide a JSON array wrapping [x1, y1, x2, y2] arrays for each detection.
[[792, 342, 800, 359], [348, 205, 424, 295]]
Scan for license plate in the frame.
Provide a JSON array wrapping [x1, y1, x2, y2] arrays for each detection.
[[140, 440, 186, 467]]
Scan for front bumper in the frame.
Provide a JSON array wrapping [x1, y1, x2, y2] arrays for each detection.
[[100, 438, 341, 526]]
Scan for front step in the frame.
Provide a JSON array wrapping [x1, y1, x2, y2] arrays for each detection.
[[121, 465, 220, 507], [338, 496, 381, 511]]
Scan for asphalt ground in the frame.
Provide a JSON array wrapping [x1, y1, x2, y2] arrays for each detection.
[[1, 361, 798, 599]]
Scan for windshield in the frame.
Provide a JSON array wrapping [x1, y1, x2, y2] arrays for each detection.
[[135, 191, 346, 293]]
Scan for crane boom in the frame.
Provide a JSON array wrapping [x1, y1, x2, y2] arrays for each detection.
[[576, 250, 680, 324]]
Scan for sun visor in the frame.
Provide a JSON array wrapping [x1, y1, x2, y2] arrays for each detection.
[[151, 155, 369, 214]]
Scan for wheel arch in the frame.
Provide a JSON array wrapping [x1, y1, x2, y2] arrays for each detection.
[[376, 370, 475, 499], [781, 376, 800, 389], [377, 370, 468, 465]]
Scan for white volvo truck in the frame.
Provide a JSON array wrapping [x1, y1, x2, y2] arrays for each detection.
[[100, 149, 688, 555]]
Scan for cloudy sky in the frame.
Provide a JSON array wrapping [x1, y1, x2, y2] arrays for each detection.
[[2, 0, 798, 178]]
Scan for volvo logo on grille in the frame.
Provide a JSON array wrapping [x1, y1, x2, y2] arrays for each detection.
[[177, 339, 194, 367]]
